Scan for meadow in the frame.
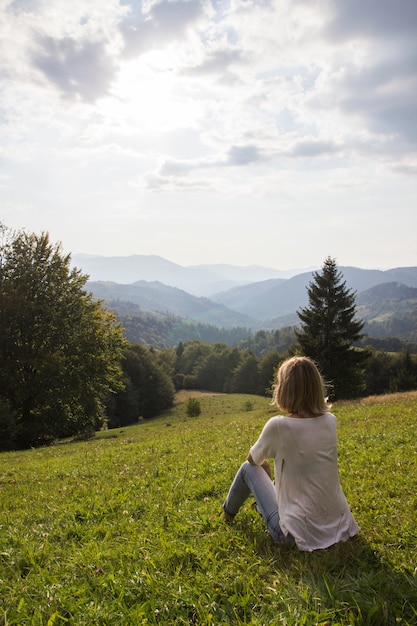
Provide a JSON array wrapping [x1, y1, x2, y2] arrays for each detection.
[[1, 392, 417, 625]]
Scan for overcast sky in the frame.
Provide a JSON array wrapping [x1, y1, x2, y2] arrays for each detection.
[[1, 0, 416, 271]]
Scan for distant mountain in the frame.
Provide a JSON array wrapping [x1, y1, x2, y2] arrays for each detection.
[[211, 266, 417, 322], [87, 280, 256, 329], [212, 272, 313, 321], [357, 281, 417, 305], [72, 254, 310, 297], [356, 282, 417, 321]]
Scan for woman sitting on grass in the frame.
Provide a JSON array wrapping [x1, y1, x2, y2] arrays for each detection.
[[222, 356, 359, 552]]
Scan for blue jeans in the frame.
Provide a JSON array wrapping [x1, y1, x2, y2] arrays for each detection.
[[222, 461, 293, 544]]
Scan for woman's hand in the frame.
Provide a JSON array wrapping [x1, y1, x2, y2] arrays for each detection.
[[248, 452, 272, 479], [261, 460, 272, 479]]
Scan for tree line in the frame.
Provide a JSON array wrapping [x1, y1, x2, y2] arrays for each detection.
[[112, 305, 417, 353], [107, 337, 417, 428], [112, 305, 252, 349], [1, 225, 416, 450]]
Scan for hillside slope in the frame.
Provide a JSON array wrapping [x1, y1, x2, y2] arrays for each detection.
[[88, 280, 256, 328]]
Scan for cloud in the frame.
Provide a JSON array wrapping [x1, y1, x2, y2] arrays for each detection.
[[285, 0, 417, 150], [291, 140, 338, 158], [184, 49, 245, 76], [7, 0, 40, 11], [120, 0, 207, 58], [149, 0, 206, 34], [227, 144, 261, 165], [159, 159, 195, 177], [325, 0, 417, 41], [308, 48, 417, 146], [342, 55, 417, 143], [144, 142, 265, 191], [392, 161, 417, 177], [162, 143, 263, 174], [33, 36, 116, 102]]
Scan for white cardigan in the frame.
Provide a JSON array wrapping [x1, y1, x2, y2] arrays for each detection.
[[250, 412, 359, 551]]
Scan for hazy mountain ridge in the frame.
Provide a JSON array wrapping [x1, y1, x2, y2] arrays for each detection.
[[85, 263, 417, 339], [73, 254, 297, 296], [87, 280, 256, 329], [211, 266, 417, 321], [74, 254, 417, 308], [356, 282, 417, 322], [356, 282, 417, 305]]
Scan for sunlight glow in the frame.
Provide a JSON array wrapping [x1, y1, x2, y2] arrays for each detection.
[[106, 54, 203, 132]]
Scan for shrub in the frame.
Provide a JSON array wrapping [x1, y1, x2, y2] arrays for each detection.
[[185, 398, 201, 417]]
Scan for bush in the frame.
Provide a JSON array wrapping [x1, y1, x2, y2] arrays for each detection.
[[185, 398, 201, 417]]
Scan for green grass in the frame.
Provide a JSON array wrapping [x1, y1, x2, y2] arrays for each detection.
[[1, 393, 417, 625]]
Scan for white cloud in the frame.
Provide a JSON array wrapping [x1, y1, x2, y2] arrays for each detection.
[[324, 0, 417, 41], [119, 0, 209, 58], [33, 36, 117, 101]]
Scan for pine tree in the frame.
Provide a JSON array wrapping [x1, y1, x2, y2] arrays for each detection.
[[296, 256, 367, 399]]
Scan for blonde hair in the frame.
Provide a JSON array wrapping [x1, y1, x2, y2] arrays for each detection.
[[271, 356, 330, 417]]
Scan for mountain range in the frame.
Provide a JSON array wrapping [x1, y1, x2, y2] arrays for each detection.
[[71, 253, 312, 297], [212, 266, 417, 324], [72, 254, 417, 334]]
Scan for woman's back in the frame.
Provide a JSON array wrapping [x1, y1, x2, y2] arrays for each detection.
[[250, 413, 359, 551]]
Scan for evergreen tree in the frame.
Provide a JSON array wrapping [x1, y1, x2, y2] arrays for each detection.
[[296, 256, 367, 399]]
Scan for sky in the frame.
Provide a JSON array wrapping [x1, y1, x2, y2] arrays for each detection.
[[1, 0, 416, 271]]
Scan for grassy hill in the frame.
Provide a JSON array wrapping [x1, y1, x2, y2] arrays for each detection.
[[1, 393, 417, 624]]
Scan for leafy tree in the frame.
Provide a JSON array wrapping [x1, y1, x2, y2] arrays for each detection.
[[105, 373, 139, 428], [358, 335, 417, 353], [174, 341, 241, 393], [389, 349, 417, 393], [175, 340, 212, 376], [237, 327, 298, 357], [106, 344, 175, 426], [363, 348, 397, 396], [0, 225, 126, 448], [183, 374, 198, 389], [258, 350, 281, 395], [361, 347, 417, 396], [231, 351, 261, 394], [194, 344, 240, 392], [157, 347, 177, 379], [296, 256, 368, 399]]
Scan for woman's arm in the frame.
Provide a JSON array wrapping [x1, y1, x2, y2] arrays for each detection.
[[247, 452, 272, 479]]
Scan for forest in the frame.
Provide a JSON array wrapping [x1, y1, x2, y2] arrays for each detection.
[[105, 339, 417, 430]]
